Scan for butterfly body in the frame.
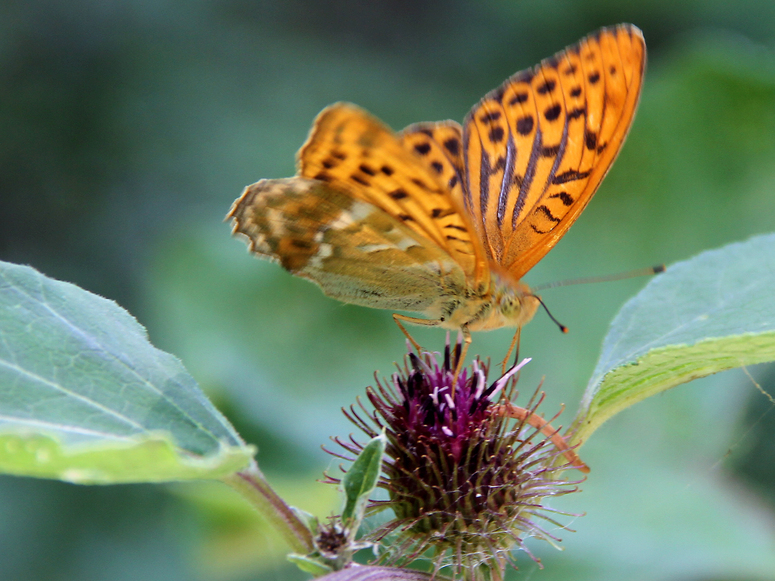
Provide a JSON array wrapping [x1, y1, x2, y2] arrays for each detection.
[[432, 280, 540, 333], [229, 24, 645, 338]]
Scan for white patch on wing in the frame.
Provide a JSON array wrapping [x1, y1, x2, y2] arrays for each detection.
[[357, 243, 393, 253], [330, 201, 374, 230], [394, 237, 420, 251], [309, 242, 334, 268], [264, 207, 286, 235]]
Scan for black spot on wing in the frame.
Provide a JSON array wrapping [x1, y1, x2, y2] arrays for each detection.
[[570, 87, 582, 97], [516, 115, 534, 135], [431, 208, 455, 218], [480, 111, 501, 123], [488, 126, 505, 143], [567, 107, 586, 120], [585, 130, 598, 150], [381, 165, 394, 175], [444, 138, 460, 155], [431, 161, 444, 173], [544, 104, 562, 121], [549, 191, 574, 206], [536, 204, 561, 224], [414, 143, 431, 155], [537, 79, 556, 95], [291, 239, 313, 249], [510, 92, 529, 105], [552, 170, 590, 185], [540, 144, 560, 157], [588, 71, 600, 84], [359, 163, 376, 176], [351, 174, 369, 186], [390, 189, 408, 200]]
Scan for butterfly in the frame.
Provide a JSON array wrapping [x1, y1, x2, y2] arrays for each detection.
[[228, 24, 645, 357]]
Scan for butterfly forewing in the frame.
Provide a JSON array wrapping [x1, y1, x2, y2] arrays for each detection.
[[462, 24, 645, 281], [298, 104, 489, 287], [398, 121, 467, 213]]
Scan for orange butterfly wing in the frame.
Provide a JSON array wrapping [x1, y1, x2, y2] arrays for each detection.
[[298, 104, 490, 288], [462, 24, 646, 281], [398, 121, 467, 213]]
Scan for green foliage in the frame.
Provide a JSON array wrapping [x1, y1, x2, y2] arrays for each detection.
[[0, 261, 253, 483], [3, 2, 775, 579], [341, 432, 385, 531], [287, 554, 333, 576], [572, 234, 775, 445]]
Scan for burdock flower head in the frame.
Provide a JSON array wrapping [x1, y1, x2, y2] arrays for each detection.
[[325, 336, 588, 580]]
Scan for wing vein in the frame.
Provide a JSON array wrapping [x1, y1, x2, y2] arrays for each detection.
[[497, 132, 517, 227], [511, 125, 542, 228]]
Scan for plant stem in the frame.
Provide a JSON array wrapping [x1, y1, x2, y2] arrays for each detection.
[[222, 462, 314, 554]]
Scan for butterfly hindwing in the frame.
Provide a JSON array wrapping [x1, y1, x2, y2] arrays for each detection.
[[228, 177, 469, 312], [298, 104, 489, 288], [463, 24, 645, 281]]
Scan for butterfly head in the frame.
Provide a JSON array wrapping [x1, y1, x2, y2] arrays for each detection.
[[497, 284, 541, 328], [464, 283, 540, 332]]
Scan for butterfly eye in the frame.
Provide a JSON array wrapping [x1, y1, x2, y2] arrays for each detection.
[[500, 297, 520, 318]]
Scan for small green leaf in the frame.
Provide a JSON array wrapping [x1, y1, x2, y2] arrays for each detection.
[[0, 261, 253, 482], [292, 506, 320, 537], [341, 432, 386, 528], [572, 233, 775, 445], [288, 554, 334, 576]]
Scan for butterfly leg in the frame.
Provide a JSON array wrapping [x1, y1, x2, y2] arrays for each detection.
[[500, 328, 522, 375], [448, 324, 473, 392], [392, 313, 442, 352], [495, 401, 590, 473]]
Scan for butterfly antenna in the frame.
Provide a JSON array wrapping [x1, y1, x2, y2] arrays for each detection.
[[532, 265, 665, 291], [530, 295, 568, 334]]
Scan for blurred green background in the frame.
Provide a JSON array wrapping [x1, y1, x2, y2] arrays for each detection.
[[2, 0, 775, 579]]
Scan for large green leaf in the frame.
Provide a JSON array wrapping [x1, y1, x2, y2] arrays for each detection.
[[572, 233, 775, 445], [0, 261, 253, 483]]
